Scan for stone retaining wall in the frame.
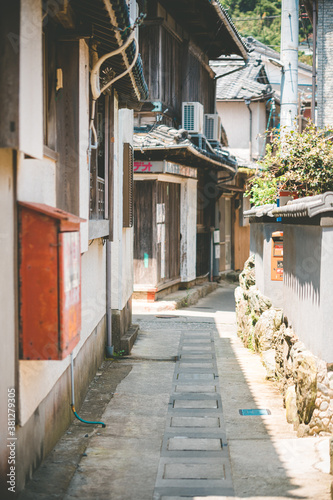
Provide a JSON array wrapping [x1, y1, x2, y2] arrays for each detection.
[[235, 255, 333, 436]]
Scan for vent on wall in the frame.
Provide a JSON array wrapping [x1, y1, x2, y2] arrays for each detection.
[[123, 142, 134, 228], [182, 102, 204, 134], [204, 114, 221, 142]]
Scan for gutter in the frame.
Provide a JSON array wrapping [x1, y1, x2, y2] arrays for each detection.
[[134, 143, 237, 173], [214, 59, 249, 81]]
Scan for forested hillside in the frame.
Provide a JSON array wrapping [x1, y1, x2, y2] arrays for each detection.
[[219, 0, 312, 63]]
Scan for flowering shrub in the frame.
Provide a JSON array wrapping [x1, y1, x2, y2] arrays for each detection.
[[247, 123, 333, 206]]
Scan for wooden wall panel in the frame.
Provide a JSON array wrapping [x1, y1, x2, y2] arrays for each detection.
[[56, 41, 80, 215], [134, 181, 156, 284], [0, 2, 19, 148], [234, 208, 250, 271]]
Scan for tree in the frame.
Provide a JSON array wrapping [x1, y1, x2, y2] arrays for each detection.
[[220, 0, 312, 57]]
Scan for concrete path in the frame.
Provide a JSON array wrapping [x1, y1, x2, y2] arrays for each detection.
[[19, 283, 332, 500]]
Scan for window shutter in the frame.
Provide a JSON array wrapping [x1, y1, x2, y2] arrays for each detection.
[[123, 142, 134, 227]]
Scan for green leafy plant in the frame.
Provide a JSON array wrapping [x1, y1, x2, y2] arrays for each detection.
[[112, 350, 125, 358], [246, 123, 333, 206]]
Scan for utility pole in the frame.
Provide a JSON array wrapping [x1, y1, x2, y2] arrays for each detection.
[[311, 0, 317, 123], [280, 0, 299, 132]]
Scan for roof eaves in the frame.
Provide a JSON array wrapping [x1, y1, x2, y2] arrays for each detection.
[[211, 1, 250, 61], [71, 0, 148, 106], [244, 204, 277, 218], [271, 192, 333, 218]]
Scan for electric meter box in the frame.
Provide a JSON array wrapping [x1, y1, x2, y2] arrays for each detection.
[[271, 230, 283, 281], [18, 202, 85, 360]]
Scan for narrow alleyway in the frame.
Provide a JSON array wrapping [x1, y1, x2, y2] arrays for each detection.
[[19, 284, 331, 500]]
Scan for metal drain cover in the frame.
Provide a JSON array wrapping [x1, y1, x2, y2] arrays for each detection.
[[239, 409, 271, 416]]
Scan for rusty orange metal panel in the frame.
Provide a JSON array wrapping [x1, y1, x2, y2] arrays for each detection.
[[18, 202, 83, 360], [271, 231, 284, 282]]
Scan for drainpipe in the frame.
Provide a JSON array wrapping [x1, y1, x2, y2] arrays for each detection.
[[88, 34, 139, 357], [311, 0, 317, 123], [106, 240, 113, 357], [245, 99, 252, 161]]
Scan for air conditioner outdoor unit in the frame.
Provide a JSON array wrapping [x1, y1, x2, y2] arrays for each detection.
[[204, 114, 221, 142], [182, 102, 204, 134]]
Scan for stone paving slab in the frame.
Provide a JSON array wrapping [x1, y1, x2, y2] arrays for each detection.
[[173, 399, 219, 409], [174, 384, 218, 393], [153, 322, 233, 499]]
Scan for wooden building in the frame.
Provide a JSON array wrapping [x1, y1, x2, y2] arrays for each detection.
[[133, 0, 249, 299], [0, 0, 147, 493]]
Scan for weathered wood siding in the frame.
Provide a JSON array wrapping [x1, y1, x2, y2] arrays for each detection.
[[156, 181, 180, 283], [234, 208, 250, 271], [56, 41, 80, 216], [139, 22, 215, 120], [134, 180, 181, 286], [134, 180, 156, 284]]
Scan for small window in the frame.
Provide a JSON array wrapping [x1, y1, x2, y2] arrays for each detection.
[[239, 194, 250, 227], [90, 94, 108, 220]]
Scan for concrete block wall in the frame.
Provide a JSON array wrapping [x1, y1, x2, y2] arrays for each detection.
[[317, 0, 333, 128]]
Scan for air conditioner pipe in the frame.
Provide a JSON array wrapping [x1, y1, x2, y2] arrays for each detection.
[[70, 353, 106, 427], [88, 31, 139, 356], [88, 30, 139, 172]]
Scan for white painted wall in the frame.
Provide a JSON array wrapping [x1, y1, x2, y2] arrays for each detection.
[[19, 238, 106, 426], [111, 106, 134, 311], [0, 150, 16, 477], [17, 155, 56, 206], [216, 100, 267, 160], [263, 59, 312, 93], [17, 40, 107, 426], [19, 0, 43, 159], [79, 40, 90, 254], [180, 178, 197, 282]]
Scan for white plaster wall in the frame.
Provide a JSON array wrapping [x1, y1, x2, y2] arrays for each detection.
[[216, 101, 267, 159], [263, 59, 312, 89], [320, 228, 333, 362], [19, 0, 43, 159], [283, 224, 322, 359], [111, 107, 134, 311], [0, 150, 16, 476], [79, 40, 90, 254], [18, 39, 106, 425], [17, 155, 56, 206], [19, 239, 106, 426], [180, 178, 197, 282]]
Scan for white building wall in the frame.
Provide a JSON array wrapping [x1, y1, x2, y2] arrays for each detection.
[[111, 107, 134, 311], [0, 150, 16, 479], [216, 100, 267, 160], [17, 38, 107, 427], [180, 178, 197, 282]]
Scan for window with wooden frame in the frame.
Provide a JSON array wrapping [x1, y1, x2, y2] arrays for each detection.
[[123, 142, 134, 228], [90, 94, 112, 221]]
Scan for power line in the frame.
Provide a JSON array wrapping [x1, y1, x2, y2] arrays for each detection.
[[233, 15, 280, 21]]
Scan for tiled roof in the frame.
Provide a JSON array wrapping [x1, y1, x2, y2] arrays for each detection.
[[213, 56, 272, 100], [272, 193, 333, 218], [71, 0, 148, 108], [246, 37, 312, 73], [134, 125, 238, 174], [244, 204, 277, 218], [159, 0, 249, 60]]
